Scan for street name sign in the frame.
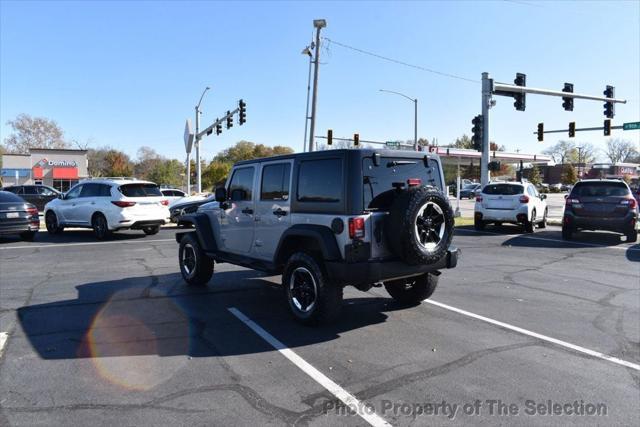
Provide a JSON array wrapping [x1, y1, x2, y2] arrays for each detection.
[[622, 121, 640, 131]]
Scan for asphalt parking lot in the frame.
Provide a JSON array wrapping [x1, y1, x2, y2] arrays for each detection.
[[0, 226, 638, 426]]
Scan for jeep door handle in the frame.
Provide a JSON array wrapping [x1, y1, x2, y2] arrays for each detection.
[[241, 208, 253, 215], [273, 208, 288, 217]]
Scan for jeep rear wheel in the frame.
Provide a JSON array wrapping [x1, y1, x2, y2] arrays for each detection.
[[386, 186, 454, 265], [179, 233, 213, 286], [384, 273, 439, 305], [283, 252, 342, 325]]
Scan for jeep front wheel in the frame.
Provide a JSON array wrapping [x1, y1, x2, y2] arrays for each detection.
[[384, 273, 439, 305], [283, 252, 343, 325], [179, 233, 213, 286]]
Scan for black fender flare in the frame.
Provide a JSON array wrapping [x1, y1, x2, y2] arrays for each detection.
[[274, 224, 342, 266], [175, 213, 217, 253]]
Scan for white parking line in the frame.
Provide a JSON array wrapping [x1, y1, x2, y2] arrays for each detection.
[[0, 332, 8, 358], [425, 300, 640, 371], [0, 238, 174, 250], [228, 308, 391, 427], [456, 228, 639, 251]]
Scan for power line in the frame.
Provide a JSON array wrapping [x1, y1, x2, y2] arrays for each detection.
[[323, 37, 479, 84]]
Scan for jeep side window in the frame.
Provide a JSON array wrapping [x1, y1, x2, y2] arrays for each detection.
[[228, 167, 254, 201], [261, 163, 291, 201], [297, 159, 342, 202]]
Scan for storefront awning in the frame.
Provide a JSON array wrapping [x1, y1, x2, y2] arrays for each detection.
[[32, 167, 43, 179], [52, 167, 78, 179]]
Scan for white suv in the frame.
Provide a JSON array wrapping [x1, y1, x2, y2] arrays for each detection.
[[44, 179, 170, 239], [474, 181, 548, 233]]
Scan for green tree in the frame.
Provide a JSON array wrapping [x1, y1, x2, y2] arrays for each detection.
[[528, 164, 542, 186], [3, 114, 71, 153], [202, 161, 232, 190], [453, 134, 473, 149], [147, 159, 184, 187], [561, 164, 577, 185], [213, 141, 294, 163]]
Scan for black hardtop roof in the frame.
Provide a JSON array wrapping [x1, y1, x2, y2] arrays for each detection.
[[233, 148, 440, 167]]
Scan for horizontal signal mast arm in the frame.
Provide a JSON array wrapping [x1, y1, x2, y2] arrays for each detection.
[[197, 107, 240, 139], [493, 82, 627, 104]]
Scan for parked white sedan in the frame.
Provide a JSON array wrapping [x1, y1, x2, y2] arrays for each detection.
[[474, 181, 548, 233]]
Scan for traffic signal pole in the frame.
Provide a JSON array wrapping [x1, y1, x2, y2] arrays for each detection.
[[480, 72, 628, 186], [481, 72, 491, 186]]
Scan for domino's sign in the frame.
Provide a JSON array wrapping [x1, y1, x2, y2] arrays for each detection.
[[36, 158, 78, 168]]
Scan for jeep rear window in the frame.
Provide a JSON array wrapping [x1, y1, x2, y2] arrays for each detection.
[[297, 159, 342, 202], [572, 182, 629, 197], [482, 184, 523, 195], [363, 156, 441, 210], [118, 183, 162, 197]]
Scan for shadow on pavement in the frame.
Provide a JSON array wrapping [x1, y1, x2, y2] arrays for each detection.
[[626, 244, 640, 262], [0, 229, 149, 245], [17, 271, 399, 361], [502, 229, 628, 249]]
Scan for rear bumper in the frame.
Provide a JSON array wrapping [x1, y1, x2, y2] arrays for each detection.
[[476, 207, 527, 223], [115, 219, 166, 230], [564, 211, 637, 232], [325, 247, 459, 286], [0, 221, 39, 235]]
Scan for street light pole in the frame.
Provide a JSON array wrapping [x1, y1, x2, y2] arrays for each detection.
[[195, 86, 210, 193], [379, 89, 419, 150], [308, 19, 326, 153]]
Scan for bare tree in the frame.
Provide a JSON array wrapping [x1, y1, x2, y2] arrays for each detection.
[[542, 140, 575, 164], [3, 114, 70, 153], [605, 138, 639, 164]]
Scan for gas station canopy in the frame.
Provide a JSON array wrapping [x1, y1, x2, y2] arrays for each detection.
[[426, 146, 552, 164]]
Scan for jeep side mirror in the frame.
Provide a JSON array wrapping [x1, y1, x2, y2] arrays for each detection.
[[214, 187, 227, 202]]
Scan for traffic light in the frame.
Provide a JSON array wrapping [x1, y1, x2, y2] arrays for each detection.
[[353, 133, 359, 146], [513, 73, 526, 111], [537, 123, 544, 142], [216, 122, 222, 135], [562, 83, 574, 111], [226, 111, 233, 129], [604, 119, 611, 136], [238, 99, 246, 125], [603, 85, 615, 118], [569, 121, 576, 138], [471, 115, 483, 151], [327, 129, 333, 145]]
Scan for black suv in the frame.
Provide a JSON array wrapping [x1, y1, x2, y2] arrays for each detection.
[[3, 185, 60, 211], [562, 179, 638, 242], [176, 149, 459, 325]]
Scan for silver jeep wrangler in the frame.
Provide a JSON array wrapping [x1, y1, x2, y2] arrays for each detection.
[[176, 149, 458, 325]]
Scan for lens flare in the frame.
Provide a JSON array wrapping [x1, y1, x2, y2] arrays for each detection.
[[83, 287, 190, 391]]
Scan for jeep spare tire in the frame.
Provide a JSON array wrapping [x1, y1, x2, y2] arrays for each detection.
[[386, 186, 454, 265]]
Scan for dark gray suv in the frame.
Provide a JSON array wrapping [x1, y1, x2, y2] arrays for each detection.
[[175, 149, 459, 325], [562, 179, 638, 242]]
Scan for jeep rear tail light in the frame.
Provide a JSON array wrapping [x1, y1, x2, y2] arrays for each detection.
[[519, 195, 530, 204], [407, 178, 422, 187], [160, 200, 169, 206], [348, 217, 365, 239], [112, 201, 136, 208]]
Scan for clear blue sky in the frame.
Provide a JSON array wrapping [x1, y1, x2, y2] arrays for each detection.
[[1, 0, 638, 162]]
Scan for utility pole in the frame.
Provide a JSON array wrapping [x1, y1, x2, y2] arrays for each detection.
[[301, 42, 314, 151], [194, 87, 210, 194], [577, 146, 584, 178], [481, 72, 491, 186], [308, 19, 326, 152]]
